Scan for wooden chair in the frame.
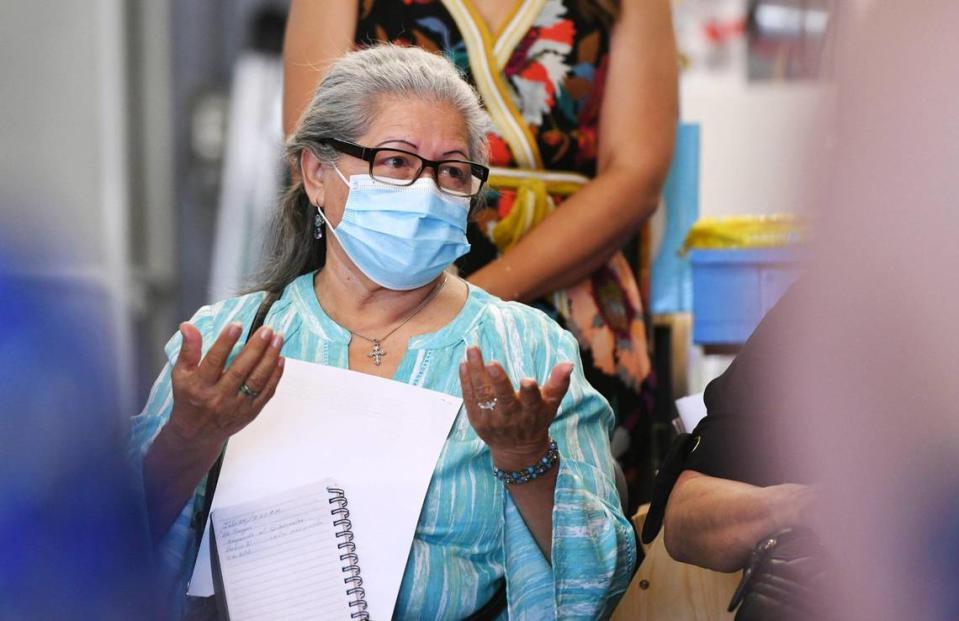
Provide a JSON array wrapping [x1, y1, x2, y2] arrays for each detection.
[[611, 504, 740, 621]]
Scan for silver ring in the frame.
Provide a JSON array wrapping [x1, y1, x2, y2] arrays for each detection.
[[239, 383, 260, 399], [477, 397, 498, 411]]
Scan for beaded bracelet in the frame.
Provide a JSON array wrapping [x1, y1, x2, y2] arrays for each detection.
[[492, 440, 559, 485]]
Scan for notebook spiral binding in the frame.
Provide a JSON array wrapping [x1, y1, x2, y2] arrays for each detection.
[[328, 487, 370, 620]]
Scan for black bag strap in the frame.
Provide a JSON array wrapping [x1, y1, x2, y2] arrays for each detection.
[[191, 291, 280, 547], [641, 432, 700, 544], [726, 527, 833, 619], [463, 578, 506, 621]]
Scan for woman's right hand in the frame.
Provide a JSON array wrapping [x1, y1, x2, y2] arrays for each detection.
[[166, 321, 285, 449]]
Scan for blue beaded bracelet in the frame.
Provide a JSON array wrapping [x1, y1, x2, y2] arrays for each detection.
[[492, 440, 559, 485]]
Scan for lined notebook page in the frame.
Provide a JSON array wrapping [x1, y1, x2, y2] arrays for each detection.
[[210, 481, 355, 620]]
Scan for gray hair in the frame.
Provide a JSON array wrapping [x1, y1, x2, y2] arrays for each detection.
[[248, 44, 491, 294]]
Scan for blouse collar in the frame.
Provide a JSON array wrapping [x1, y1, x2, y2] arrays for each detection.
[[289, 271, 489, 350]]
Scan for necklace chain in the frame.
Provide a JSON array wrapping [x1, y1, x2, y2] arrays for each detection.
[[351, 275, 448, 365]]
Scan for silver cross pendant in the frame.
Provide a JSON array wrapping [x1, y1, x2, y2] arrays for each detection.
[[367, 340, 386, 366]]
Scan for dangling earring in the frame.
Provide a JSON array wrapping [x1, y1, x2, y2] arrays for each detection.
[[314, 206, 325, 239]]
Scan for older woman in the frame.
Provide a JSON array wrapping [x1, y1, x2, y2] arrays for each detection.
[[132, 45, 634, 619]]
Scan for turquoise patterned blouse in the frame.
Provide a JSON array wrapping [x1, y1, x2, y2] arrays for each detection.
[[130, 272, 636, 620]]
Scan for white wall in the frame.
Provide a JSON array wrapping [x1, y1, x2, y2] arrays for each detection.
[[0, 0, 135, 411], [681, 78, 830, 218]]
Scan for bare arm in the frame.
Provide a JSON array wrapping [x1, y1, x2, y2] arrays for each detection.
[[469, 0, 678, 301], [144, 425, 223, 544], [282, 0, 358, 136], [663, 470, 816, 572]]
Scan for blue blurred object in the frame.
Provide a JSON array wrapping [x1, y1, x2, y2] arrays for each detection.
[[929, 493, 959, 620], [0, 264, 156, 619], [690, 247, 803, 345], [651, 123, 700, 314]]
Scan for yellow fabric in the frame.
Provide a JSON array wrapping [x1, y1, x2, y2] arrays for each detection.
[[487, 167, 589, 253], [490, 0, 546, 69], [488, 173, 586, 198], [682, 214, 807, 253], [491, 177, 552, 253], [440, 0, 544, 169]]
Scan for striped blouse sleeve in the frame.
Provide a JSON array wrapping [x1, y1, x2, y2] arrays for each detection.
[[502, 330, 637, 620], [128, 295, 262, 596]]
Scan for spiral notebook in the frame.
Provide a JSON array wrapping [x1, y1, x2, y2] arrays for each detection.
[[209, 480, 369, 620]]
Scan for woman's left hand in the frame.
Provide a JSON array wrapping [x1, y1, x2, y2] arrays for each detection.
[[460, 346, 573, 470]]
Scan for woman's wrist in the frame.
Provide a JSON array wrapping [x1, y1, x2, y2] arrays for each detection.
[[766, 484, 818, 533], [159, 416, 225, 459], [489, 438, 554, 472], [492, 440, 559, 485]]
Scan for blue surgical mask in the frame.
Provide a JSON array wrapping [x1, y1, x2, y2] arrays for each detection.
[[317, 168, 471, 290]]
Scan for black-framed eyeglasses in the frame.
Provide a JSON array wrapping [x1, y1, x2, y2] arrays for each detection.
[[319, 137, 489, 198]]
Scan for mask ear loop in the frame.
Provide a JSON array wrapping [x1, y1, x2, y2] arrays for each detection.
[[312, 162, 351, 239], [332, 164, 351, 187]]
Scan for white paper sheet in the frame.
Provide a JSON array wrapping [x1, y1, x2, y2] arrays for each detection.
[[188, 359, 462, 620], [675, 392, 708, 433]]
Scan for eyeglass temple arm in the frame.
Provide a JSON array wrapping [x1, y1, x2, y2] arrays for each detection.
[[319, 138, 370, 161]]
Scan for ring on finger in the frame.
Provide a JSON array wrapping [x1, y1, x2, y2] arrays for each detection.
[[239, 383, 260, 399], [477, 397, 498, 410]]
